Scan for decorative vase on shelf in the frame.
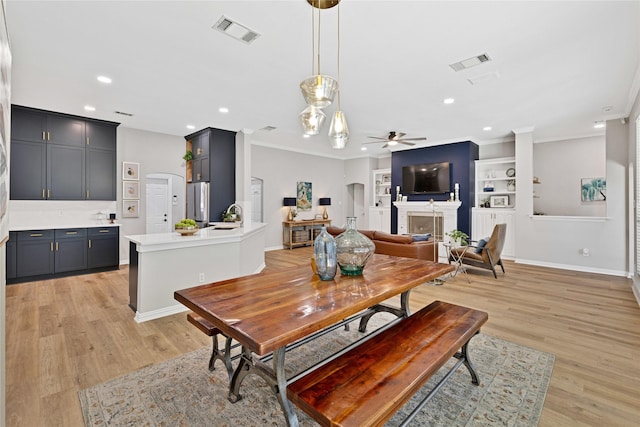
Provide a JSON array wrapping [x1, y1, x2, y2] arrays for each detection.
[[335, 217, 375, 276], [314, 227, 337, 281]]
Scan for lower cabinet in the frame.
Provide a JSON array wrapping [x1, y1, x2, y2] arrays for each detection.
[[16, 230, 55, 277], [88, 227, 119, 268], [7, 226, 119, 284], [368, 207, 391, 233], [471, 208, 515, 259], [54, 228, 88, 273]]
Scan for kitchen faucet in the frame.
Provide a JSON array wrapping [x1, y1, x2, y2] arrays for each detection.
[[225, 203, 243, 225]]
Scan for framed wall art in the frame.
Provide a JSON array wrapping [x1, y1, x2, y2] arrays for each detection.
[[296, 181, 312, 211], [489, 195, 509, 208], [123, 181, 139, 199], [122, 162, 140, 180], [122, 200, 140, 218], [581, 177, 606, 202]]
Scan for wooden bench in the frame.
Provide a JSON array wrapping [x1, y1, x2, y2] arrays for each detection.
[[287, 300, 488, 427], [187, 313, 239, 380]]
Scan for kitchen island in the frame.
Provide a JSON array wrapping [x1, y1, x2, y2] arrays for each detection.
[[126, 222, 266, 322]]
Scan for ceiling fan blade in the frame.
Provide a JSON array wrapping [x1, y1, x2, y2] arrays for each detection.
[[397, 137, 427, 141], [366, 136, 389, 141], [395, 132, 406, 138], [398, 141, 416, 146], [381, 143, 389, 149]]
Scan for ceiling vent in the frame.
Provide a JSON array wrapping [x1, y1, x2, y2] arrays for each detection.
[[260, 125, 277, 132], [213, 16, 260, 44], [114, 111, 133, 117], [449, 53, 491, 72]]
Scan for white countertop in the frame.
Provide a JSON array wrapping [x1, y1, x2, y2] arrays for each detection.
[[126, 222, 267, 252], [10, 222, 121, 231]]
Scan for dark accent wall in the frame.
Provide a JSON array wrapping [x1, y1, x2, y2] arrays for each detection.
[[391, 141, 479, 236]]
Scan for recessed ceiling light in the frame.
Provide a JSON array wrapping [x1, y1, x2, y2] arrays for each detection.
[[594, 122, 606, 129], [443, 98, 455, 105], [186, 125, 195, 130], [84, 105, 96, 112], [97, 75, 112, 84], [219, 107, 229, 113], [303, 134, 310, 139], [361, 146, 367, 151], [482, 126, 492, 131]]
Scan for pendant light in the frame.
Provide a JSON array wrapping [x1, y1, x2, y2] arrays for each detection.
[[327, 1, 349, 149], [299, 105, 326, 135], [299, 3, 338, 110]]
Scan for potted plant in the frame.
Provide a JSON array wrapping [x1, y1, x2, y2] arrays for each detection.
[[183, 150, 193, 161], [445, 229, 469, 246]]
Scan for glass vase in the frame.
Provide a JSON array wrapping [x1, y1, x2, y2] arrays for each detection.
[[335, 217, 376, 276], [314, 227, 337, 281]]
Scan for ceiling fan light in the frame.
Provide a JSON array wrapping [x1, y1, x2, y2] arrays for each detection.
[[387, 140, 398, 146], [299, 105, 326, 135], [328, 110, 349, 149], [300, 75, 338, 108]]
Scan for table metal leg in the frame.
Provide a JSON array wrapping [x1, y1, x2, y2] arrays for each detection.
[[274, 347, 300, 427]]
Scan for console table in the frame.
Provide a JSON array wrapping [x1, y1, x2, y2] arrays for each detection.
[[282, 219, 331, 249]]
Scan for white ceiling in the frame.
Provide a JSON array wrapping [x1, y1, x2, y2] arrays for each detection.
[[5, 1, 640, 159]]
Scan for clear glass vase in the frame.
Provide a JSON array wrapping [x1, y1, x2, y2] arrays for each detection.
[[335, 217, 376, 276], [314, 227, 337, 281]]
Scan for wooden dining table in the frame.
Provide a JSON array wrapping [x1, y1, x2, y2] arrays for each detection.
[[174, 254, 454, 427]]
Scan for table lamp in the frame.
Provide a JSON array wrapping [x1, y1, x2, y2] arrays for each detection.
[[319, 197, 331, 220], [283, 197, 297, 221]]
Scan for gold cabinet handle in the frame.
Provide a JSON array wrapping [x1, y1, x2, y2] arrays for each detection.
[[86, 137, 90, 145], [55, 242, 59, 251], [42, 189, 45, 199], [30, 233, 43, 237], [88, 239, 92, 249], [196, 173, 201, 180], [47, 189, 50, 199], [196, 147, 202, 155], [42, 131, 45, 141], [86, 190, 90, 199], [65, 231, 77, 235], [50, 242, 53, 251], [99, 229, 110, 233], [47, 131, 51, 141]]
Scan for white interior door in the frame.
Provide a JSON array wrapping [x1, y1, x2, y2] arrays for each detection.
[[346, 183, 365, 227], [146, 182, 170, 234]]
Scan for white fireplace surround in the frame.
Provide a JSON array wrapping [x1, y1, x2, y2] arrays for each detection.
[[394, 201, 462, 262]]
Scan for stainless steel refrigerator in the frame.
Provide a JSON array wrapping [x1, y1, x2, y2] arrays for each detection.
[[186, 182, 210, 228]]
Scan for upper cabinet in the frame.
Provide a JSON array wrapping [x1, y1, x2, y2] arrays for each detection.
[[10, 105, 119, 201]]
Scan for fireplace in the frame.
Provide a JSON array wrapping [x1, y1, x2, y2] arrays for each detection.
[[408, 212, 444, 240], [394, 201, 461, 262]]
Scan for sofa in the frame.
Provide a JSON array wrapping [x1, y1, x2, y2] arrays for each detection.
[[326, 226, 438, 262]]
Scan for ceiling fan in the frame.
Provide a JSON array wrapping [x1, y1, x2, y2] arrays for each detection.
[[363, 131, 427, 149]]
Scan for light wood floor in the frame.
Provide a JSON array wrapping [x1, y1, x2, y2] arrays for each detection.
[[5, 248, 640, 426]]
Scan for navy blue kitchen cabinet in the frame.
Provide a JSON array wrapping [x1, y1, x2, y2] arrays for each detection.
[[7, 227, 119, 284], [10, 105, 118, 201], [6, 232, 17, 279], [54, 228, 88, 273], [16, 230, 55, 278], [88, 227, 119, 269]]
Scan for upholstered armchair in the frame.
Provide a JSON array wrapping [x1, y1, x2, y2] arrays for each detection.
[[449, 223, 507, 278]]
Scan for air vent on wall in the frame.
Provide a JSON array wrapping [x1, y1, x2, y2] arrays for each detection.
[[449, 53, 491, 72], [114, 111, 134, 117], [213, 16, 260, 44]]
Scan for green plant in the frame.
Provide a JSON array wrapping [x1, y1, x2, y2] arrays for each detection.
[[445, 229, 469, 245], [175, 218, 197, 229], [183, 150, 193, 161]]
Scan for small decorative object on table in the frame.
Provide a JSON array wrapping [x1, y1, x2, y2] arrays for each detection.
[[175, 218, 198, 236], [314, 227, 337, 281], [335, 217, 375, 276]]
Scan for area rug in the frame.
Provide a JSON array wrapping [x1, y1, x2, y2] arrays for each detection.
[[79, 314, 555, 427]]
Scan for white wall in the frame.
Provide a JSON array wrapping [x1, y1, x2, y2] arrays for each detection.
[[117, 127, 185, 262], [630, 87, 640, 304], [533, 136, 606, 216], [515, 125, 628, 276], [251, 144, 346, 249]]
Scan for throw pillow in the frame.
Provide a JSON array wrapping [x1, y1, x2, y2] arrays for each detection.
[[411, 233, 432, 242], [475, 238, 489, 253]]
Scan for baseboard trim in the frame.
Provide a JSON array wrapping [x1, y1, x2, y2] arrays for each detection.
[[134, 304, 189, 323], [632, 278, 640, 307], [515, 258, 627, 277]]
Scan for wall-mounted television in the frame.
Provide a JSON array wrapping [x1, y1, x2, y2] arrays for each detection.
[[402, 162, 451, 194]]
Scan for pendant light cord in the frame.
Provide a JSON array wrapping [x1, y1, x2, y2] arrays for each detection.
[[336, 1, 341, 109]]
